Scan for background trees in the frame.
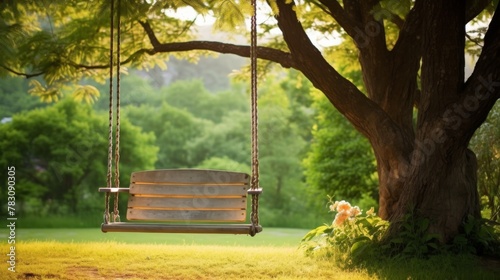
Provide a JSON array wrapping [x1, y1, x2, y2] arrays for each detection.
[[470, 103, 500, 223], [304, 90, 378, 212], [0, 98, 157, 216]]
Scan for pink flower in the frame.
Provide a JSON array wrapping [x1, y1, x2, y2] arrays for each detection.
[[333, 210, 350, 226], [329, 201, 339, 212], [349, 206, 361, 217], [336, 200, 351, 212]]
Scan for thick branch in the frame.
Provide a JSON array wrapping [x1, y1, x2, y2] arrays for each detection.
[[387, 12, 405, 29], [458, 3, 500, 140], [138, 20, 295, 69], [274, 0, 404, 144], [466, 0, 492, 22], [317, 0, 361, 38], [391, 0, 423, 57], [152, 41, 295, 69]]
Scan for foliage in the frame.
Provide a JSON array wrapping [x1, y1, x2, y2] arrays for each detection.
[[445, 215, 500, 257], [0, 98, 158, 216], [89, 74, 163, 110], [382, 213, 441, 258], [303, 90, 378, 208], [186, 110, 250, 165], [0, 0, 195, 99], [162, 79, 248, 123], [143, 55, 246, 91], [0, 76, 44, 119], [195, 156, 250, 173], [470, 101, 500, 222], [302, 199, 500, 265], [301, 199, 388, 266], [125, 102, 206, 168]]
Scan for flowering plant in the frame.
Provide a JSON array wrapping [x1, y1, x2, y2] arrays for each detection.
[[301, 199, 388, 265]]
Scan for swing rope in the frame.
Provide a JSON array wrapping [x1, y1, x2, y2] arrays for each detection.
[[104, 0, 121, 224], [113, 0, 122, 223], [249, 0, 262, 236]]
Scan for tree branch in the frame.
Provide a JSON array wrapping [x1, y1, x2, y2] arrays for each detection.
[[317, 0, 361, 38], [68, 49, 156, 70], [386, 11, 405, 29], [273, 0, 400, 141], [466, 0, 492, 22], [0, 65, 44, 79], [391, 0, 423, 56], [459, 3, 500, 139], [138, 19, 296, 69]]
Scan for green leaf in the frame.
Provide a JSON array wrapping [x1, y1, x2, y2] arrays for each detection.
[[301, 225, 331, 242], [419, 218, 430, 232], [390, 237, 404, 244], [72, 85, 100, 104], [351, 239, 370, 257]]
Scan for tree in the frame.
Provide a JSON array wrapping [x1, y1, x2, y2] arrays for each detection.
[[125, 103, 204, 168], [2, 0, 500, 242], [0, 76, 43, 119], [161, 79, 248, 123], [0, 99, 158, 215]]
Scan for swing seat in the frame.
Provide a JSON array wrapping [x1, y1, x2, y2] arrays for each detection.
[[99, 169, 262, 235]]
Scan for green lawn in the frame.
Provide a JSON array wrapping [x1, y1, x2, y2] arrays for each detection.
[[10, 227, 309, 246], [1, 228, 499, 279]]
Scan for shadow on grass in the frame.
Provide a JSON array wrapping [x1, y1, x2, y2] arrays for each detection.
[[357, 254, 500, 280]]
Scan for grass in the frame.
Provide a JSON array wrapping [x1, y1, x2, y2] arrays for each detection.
[[9, 227, 309, 246], [1, 241, 376, 280], [1, 228, 499, 279]]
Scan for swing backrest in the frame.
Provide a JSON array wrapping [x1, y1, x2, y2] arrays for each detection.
[[126, 169, 249, 222]]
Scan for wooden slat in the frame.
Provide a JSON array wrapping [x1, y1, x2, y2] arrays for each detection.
[[129, 184, 247, 196], [128, 196, 246, 209], [101, 222, 263, 235], [131, 169, 250, 185], [127, 209, 246, 222]]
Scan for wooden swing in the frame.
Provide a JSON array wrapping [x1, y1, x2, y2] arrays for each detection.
[[99, 0, 262, 236]]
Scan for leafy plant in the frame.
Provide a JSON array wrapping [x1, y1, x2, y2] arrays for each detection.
[[382, 213, 441, 258], [447, 215, 500, 257], [301, 199, 388, 266]]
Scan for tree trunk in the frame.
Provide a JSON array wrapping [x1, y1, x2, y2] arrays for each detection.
[[376, 141, 482, 242]]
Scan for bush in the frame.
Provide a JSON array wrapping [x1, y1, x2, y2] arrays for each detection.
[[301, 199, 388, 266], [301, 198, 500, 266]]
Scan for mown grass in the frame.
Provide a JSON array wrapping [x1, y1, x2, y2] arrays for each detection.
[[1, 228, 499, 279], [2, 241, 499, 280], [2, 241, 376, 280], [9, 227, 309, 246]]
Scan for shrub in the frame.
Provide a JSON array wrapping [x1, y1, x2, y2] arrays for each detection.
[[301, 199, 388, 266], [302, 198, 500, 265]]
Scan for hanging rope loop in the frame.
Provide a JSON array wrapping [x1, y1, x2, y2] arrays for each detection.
[[249, 0, 262, 233], [112, 0, 122, 223], [105, 0, 122, 224]]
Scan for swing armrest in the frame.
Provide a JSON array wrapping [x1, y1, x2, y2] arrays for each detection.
[[99, 188, 130, 193]]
